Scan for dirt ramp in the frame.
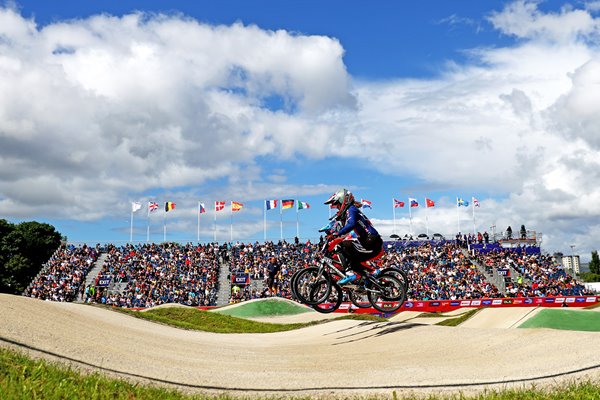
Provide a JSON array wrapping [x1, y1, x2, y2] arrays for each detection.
[[2, 295, 600, 397], [460, 307, 541, 329]]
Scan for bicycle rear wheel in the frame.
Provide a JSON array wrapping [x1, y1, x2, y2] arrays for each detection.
[[293, 267, 331, 306], [289, 269, 303, 300], [311, 282, 343, 313], [349, 289, 370, 308], [380, 267, 409, 292], [366, 272, 406, 313]]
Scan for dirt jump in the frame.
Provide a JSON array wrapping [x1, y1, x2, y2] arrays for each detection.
[[1, 294, 599, 398]]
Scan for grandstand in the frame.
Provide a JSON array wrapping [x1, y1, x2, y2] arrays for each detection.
[[22, 233, 595, 309]]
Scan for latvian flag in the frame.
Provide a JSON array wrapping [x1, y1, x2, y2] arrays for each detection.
[[165, 201, 176, 212], [149, 202, 159, 212], [231, 201, 243, 212], [393, 199, 405, 208], [265, 200, 278, 210], [215, 201, 225, 211], [360, 199, 372, 209]]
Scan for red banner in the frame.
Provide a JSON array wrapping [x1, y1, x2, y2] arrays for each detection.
[[338, 296, 599, 315]]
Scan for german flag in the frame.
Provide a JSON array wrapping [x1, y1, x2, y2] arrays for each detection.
[[231, 201, 243, 212], [281, 199, 294, 209], [165, 201, 176, 212]]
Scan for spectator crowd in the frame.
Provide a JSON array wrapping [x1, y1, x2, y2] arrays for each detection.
[[24, 235, 593, 308], [86, 243, 223, 308], [24, 244, 100, 302]]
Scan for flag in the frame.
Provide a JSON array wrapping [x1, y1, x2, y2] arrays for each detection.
[[360, 199, 372, 209], [393, 199, 405, 208], [298, 201, 310, 210], [215, 201, 225, 211], [131, 202, 142, 212], [425, 198, 435, 208], [265, 199, 278, 210], [457, 197, 469, 207], [281, 199, 294, 209], [165, 202, 176, 212], [472, 197, 480, 207], [409, 198, 419, 207], [148, 202, 159, 212], [232, 201, 243, 212], [199, 203, 206, 214]]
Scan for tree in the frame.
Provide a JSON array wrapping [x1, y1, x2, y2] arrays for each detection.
[[0, 220, 62, 294], [590, 250, 600, 275]]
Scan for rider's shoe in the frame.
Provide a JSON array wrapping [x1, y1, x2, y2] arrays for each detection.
[[338, 273, 357, 286]]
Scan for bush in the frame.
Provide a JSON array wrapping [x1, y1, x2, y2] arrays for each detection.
[[578, 272, 600, 283]]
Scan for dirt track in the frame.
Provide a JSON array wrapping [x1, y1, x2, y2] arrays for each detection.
[[1, 294, 599, 398]]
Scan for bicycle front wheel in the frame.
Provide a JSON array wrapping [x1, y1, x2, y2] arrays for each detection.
[[366, 272, 406, 313]]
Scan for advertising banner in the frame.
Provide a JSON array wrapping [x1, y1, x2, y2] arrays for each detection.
[[96, 276, 111, 287], [231, 274, 250, 285], [333, 296, 598, 315]]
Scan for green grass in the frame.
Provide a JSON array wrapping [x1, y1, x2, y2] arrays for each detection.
[[122, 307, 308, 333], [211, 298, 311, 318], [2, 347, 600, 400], [119, 306, 385, 333], [518, 309, 600, 332], [435, 309, 480, 327]]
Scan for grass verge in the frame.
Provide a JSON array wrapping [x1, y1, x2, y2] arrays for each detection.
[[435, 308, 480, 327], [2, 347, 600, 400], [518, 309, 600, 331], [117, 306, 385, 333]]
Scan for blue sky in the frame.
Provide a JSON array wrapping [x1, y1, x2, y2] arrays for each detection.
[[2, 1, 600, 259]]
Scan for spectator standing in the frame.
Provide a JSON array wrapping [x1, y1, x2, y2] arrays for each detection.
[[520, 225, 527, 239], [506, 226, 512, 239], [266, 257, 281, 296]]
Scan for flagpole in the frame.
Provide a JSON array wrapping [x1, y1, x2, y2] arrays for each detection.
[[392, 199, 397, 235], [163, 205, 166, 242], [214, 203, 217, 243], [196, 202, 200, 243], [472, 198, 476, 234], [130, 209, 134, 242], [296, 201, 299, 239], [280, 200, 283, 240], [263, 200, 267, 241], [408, 198, 413, 236], [456, 198, 460, 234], [146, 203, 150, 243], [230, 202, 233, 242], [425, 198, 429, 236]]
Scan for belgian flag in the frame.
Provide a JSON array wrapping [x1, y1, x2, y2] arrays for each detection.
[[165, 201, 176, 212]]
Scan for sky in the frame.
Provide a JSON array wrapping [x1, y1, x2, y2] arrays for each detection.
[[1, 1, 600, 259]]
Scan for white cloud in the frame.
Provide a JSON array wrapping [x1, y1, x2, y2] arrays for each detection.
[[0, 6, 354, 221], [488, 0, 600, 43], [3, 2, 600, 258]]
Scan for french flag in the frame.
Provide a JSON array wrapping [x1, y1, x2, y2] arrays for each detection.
[[265, 199, 278, 210], [360, 199, 372, 209]]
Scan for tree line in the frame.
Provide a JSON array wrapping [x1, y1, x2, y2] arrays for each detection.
[[580, 250, 600, 283], [0, 219, 63, 294]]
